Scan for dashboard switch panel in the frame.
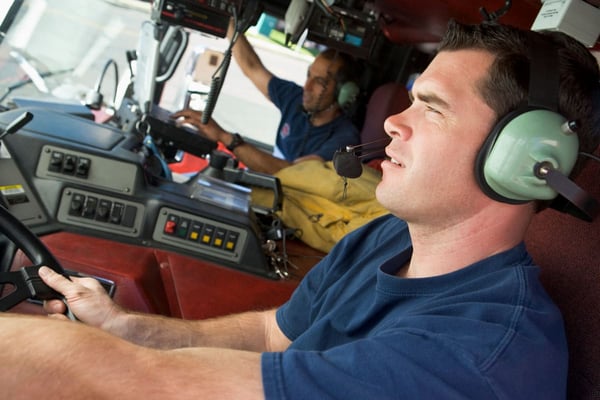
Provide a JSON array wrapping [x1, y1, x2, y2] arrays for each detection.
[[153, 207, 248, 263], [57, 188, 144, 237], [37, 145, 139, 195]]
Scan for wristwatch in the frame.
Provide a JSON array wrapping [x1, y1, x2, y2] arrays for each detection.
[[226, 133, 245, 152]]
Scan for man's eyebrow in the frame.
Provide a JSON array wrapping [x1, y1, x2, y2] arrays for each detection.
[[410, 90, 451, 110]]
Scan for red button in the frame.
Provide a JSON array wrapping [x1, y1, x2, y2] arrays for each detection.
[[164, 220, 177, 234]]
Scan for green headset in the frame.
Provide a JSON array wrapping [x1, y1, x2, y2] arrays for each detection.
[[475, 32, 579, 204], [332, 52, 360, 111], [336, 79, 360, 110]]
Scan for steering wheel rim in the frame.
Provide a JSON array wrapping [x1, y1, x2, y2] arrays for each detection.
[[0, 205, 71, 312], [0, 205, 64, 274]]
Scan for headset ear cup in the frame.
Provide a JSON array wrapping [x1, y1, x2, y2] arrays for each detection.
[[476, 108, 579, 203], [337, 81, 359, 110]]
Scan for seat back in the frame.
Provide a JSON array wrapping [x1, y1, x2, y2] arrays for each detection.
[[524, 149, 600, 399], [359, 82, 410, 166]]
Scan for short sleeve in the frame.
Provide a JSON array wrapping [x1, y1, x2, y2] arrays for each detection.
[[261, 331, 495, 400]]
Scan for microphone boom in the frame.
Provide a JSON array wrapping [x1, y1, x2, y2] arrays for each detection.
[[333, 137, 389, 178]]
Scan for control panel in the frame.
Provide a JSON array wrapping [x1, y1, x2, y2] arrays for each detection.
[[0, 106, 276, 278], [151, 0, 242, 38], [57, 188, 145, 238], [36, 145, 140, 195], [0, 152, 48, 225], [153, 206, 248, 263]]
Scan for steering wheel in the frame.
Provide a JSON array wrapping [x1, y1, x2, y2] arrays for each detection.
[[0, 205, 67, 311]]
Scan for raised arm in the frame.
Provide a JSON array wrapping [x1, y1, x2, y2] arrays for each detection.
[[228, 21, 273, 99]]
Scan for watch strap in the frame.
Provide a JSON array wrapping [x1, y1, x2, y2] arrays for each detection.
[[226, 133, 245, 152]]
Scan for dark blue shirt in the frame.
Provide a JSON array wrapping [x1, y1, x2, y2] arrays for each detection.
[[268, 77, 359, 161], [262, 214, 568, 399]]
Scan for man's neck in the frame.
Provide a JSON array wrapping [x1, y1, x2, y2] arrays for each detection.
[[398, 203, 534, 279], [308, 104, 342, 126]]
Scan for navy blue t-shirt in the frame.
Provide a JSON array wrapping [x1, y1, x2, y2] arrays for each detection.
[[268, 77, 359, 161], [261, 214, 568, 399]]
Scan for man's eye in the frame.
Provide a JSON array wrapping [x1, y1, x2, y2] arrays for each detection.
[[426, 105, 441, 114]]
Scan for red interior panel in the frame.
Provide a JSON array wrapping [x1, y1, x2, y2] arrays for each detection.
[[6, 232, 324, 319], [375, 0, 541, 44], [156, 250, 298, 319]]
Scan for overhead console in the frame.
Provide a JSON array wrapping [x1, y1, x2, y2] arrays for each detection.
[[151, 0, 381, 59], [151, 0, 245, 37], [305, 0, 381, 59], [0, 108, 281, 280]]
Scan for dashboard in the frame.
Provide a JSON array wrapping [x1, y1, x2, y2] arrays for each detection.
[[0, 107, 283, 280]]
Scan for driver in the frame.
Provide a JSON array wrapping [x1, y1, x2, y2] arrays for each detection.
[[1, 20, 599, 399]]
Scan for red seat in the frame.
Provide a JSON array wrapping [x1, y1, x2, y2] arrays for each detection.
[[525, 148, 600, 399], [360, 82, 410, 170]]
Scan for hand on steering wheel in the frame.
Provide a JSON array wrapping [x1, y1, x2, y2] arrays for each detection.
[[40, 267, 122, 328], [0, 205, 72, 315]]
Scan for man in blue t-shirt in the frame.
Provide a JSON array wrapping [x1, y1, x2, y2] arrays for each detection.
[[173, 23, 360, 175], [2, 21, 599, 399]]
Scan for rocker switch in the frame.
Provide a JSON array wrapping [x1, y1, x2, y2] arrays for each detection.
[[75, 157, 91, 178]]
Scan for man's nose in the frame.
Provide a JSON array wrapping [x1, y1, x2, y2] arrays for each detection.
[[383, 114, 412, 142], [303, 78, 315, 92]]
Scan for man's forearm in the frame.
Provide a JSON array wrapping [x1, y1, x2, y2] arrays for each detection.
[[226, 21, 272, 97], [229, 26, 264, 78], [232, 142, 291, 175], [0, 314, 265, 399], [108, 309, 286, 352]]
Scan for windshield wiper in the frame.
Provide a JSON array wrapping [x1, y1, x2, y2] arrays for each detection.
[[0, 67, 74, 105]]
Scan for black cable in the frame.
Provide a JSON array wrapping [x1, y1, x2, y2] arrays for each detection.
[[94, 58, 119, 105], [201, 3, 239, 125], [86, 58, 119, 110], [580, 152, 600, 163]]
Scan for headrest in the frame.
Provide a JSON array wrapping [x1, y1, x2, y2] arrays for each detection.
[[525, 145, 600, 398], [360, 82, 410, 161]]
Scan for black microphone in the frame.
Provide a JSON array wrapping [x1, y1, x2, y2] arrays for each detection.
[[333, 150, 363, 178], [333, 138, 390, 178]]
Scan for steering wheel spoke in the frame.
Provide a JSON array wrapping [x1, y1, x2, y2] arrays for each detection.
[[0, 205, 67, 312]]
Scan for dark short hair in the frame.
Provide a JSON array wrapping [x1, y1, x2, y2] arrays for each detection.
[[318, 48, 359, 87], [438, 20, 600, 178]]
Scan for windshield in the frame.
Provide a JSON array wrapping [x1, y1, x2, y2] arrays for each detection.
[[0, 0, 313, 147], [0, 0, 148, 109]]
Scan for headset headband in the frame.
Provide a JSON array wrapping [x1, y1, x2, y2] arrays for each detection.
[[527, 32, 559, 111]]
